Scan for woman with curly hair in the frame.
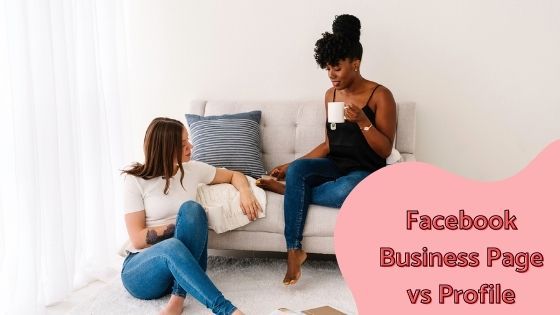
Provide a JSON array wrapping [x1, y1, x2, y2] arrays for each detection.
[[257, 14, 397, 285], [121, 117, 259, 314]]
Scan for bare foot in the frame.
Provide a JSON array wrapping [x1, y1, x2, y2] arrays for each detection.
[[159, 295, 184, 315], [232, 309, 245, 315], [256, 178, 285, 195], [283, 249, 307, 285]]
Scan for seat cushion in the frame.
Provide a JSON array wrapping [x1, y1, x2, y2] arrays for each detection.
[[235, 191, 338, 237]]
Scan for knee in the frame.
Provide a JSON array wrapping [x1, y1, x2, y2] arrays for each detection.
[[178, 200, 207, 225], [158, 239, 191, 263], [286, 159, 311, 180], [160, 238, 185, 252], [331, 181, 356, 207]]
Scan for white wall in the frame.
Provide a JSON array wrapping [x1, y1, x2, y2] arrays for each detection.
[[122, 0, 560, 180]]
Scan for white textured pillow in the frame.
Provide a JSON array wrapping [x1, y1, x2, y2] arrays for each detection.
[[386, 148, 402, 164], [387, 134, 402, 165], [196, 175, 266, 234]]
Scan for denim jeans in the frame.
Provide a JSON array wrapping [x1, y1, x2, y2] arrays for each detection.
[[121, 201, 236, 315], [284, 158, 370, 250]]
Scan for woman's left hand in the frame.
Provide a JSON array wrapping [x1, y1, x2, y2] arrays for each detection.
[[240, 190, 262, 221], [344, 103, 369, 124]]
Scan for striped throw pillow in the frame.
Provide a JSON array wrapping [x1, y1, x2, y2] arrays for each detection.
[[185, 111, 265, 178]]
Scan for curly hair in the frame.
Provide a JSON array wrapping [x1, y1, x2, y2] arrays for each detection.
[[314, 14, 363, 69]]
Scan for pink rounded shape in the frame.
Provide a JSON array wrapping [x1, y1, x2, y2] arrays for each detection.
[[335, 140, 560, 314]]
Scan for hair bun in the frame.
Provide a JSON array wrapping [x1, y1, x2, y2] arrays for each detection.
[[332, 14, 361, 42]]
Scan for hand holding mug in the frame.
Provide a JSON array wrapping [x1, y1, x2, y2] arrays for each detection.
[[344, 103, 368, 124]]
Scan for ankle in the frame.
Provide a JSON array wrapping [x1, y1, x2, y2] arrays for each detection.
[[288, 249, 305, 256], [166, 295, 185, 311]]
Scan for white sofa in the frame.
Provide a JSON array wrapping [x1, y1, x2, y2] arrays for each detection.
[[186, 100, 416, 254]]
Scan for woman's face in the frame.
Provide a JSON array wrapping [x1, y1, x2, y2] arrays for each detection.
[[326, 58, 360, 90], [181, 128, 192, 162]]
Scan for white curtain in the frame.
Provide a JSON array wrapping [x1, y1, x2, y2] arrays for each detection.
[[0, 0, 127, 313]]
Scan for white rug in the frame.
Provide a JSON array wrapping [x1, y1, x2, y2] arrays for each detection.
[[70, 256, 356, 315]]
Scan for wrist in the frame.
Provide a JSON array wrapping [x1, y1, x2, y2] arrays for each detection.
[[357, 118, 372, 129], [239, 187, 251, 194]]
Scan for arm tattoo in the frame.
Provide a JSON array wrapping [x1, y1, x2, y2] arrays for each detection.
[[146, 224, 176, 245]]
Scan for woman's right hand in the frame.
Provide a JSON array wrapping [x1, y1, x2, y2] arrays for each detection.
[[269, 163, 290, 180]]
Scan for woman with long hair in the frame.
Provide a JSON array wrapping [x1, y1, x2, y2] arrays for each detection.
[[121, 117, 261, 315]]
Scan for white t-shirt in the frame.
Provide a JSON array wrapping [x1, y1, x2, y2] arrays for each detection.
[[120, 160, 216, 254]]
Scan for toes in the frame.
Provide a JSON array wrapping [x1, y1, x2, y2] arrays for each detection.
[[283, 272, 301, 286]]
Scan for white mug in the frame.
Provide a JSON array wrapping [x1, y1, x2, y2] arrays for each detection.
[[327, 102, 345, 123]]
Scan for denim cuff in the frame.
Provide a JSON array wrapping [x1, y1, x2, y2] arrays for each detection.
[[171, 283, 187, 298], [215, 300, 236, 315], [171, 290, 187, 298], [286, 242, 302, 250]]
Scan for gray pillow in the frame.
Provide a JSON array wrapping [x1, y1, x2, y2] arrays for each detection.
[[185, 111, 265, 178]]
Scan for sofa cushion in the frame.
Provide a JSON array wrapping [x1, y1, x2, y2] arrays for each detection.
[[185, 111, 266, 178], [235, 191, 338, 237]]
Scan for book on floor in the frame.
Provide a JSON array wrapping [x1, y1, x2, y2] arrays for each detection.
[[270, 306, 346, 315]]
